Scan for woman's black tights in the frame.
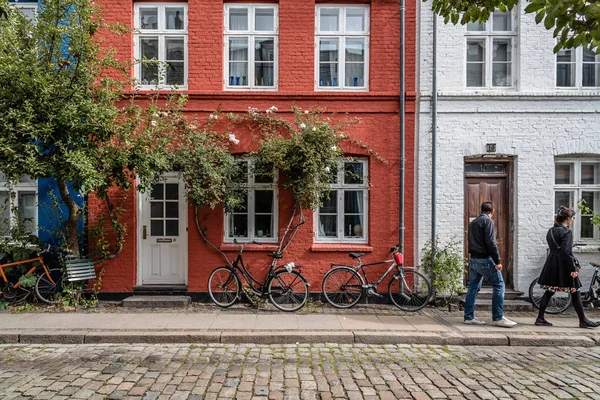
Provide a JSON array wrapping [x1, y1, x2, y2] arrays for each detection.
[[538, 290, 587, 323]]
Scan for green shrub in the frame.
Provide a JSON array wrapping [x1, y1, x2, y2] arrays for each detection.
[[421, 238, 466, 306]]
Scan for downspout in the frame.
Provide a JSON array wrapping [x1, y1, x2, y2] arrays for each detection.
[[399, 0, 405, 253], [431, 10, 438, 253]]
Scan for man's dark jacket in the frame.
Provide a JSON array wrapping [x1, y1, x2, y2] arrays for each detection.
[[468, 213, 500, 265]]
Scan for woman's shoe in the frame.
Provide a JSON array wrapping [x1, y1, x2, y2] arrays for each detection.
[[535, 318, 552, 327], [579, 320, 600, 328]]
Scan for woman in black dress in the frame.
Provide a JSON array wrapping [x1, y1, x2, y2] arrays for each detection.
[[536, 206, 600, 328]]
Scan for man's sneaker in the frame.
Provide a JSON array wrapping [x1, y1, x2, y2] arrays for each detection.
[[493, 316, 517, 328], [464, 317, 486, 325]]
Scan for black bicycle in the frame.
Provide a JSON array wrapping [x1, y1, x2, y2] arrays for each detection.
[[529, 262, 600, 314], [207, 241, 310, 312], [322, 247, 432, 311]]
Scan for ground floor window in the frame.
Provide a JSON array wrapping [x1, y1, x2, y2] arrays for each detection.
[[555, 158, 600, 243], [316, 159, 368, 243], [224, 159, 278, 243], [0, 174, 37, 236]]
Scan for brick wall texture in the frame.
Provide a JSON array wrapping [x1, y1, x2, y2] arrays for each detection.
[[92, 0, 415, 293]]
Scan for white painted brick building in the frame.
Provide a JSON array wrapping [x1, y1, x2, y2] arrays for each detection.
[[416, 2, 600, 292]]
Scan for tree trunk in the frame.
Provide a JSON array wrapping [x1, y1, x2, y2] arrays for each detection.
[[57, 179, 82, 257]]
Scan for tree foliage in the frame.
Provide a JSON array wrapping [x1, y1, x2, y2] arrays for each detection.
[[428, 0, 600, 53]]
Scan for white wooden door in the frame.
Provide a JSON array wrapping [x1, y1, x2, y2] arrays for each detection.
[[138, 176, 187, 285]]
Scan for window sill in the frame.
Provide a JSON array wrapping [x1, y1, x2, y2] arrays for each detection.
[[220, 243, 279, 252], [573, 245, 600, 253], [311, 244, 373, 252]]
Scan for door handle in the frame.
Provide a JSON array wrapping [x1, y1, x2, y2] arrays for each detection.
[[143, 225, 147, 240]]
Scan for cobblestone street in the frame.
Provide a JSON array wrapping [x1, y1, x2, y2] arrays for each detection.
[[0, 344, 599, 400]]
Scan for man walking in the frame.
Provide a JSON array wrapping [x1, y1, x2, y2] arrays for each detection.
[[464, 201, 516, 327]]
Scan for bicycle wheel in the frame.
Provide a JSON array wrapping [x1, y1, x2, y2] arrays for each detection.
[[528, 277, 571, 314], [208, 267, 241, 307], [388, 270, 432, 311], [3, 283, 31, 305], [268, 270, 309, 312], [322, 267, 363, 308], [35, 268, 64, 304]]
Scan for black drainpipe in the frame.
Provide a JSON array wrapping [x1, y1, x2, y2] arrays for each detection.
[[399, 0, 406, 253]]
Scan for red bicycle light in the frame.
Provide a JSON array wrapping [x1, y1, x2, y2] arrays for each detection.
[[394, 253, 404, 265]]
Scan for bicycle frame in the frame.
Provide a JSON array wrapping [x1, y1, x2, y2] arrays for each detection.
[[0, 256, 56, 292], [228, 248, 280, 296], [332, 258, 400, 290]]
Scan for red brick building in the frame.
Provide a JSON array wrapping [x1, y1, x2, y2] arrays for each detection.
[[95, 0, 416, 297]]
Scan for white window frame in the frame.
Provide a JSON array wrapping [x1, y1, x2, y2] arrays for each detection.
[[555, 47, 600, 89], [223, 159, 279, 243], [13, 2, 38, 21], [554, 158, 600, 244], [315, 159, 369, 243], [0, 175, 38, 236], [315, 5, 370, 92], [133, 3, 188, 90], [224, 4, 279, 91], [465, 10, 517, 89]]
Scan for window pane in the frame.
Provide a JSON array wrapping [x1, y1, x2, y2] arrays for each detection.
[[255, 64, 274, 86], [493, 39, 511, 62], [581, 191, 596, 239], [140, 37, 159, 85], [166, 38, 184, 60], [344, 162, 364, 184], [151, 220, 163, 236], [581, 163, 599, 185], [0, 193, 10, 235], [555, 164, 573, 184], [255, 37, 275, 87], [230, 214, 248, 237], [151, 183, 164, 200], [465, 164, 483, 173], [319, 38, 339, 62], [344, 215, 364, 238], [151, 202, 163, 218], [319, 63, 339, 87], [320, 8, 339, 32], [554, 191, 572, 210], [18, 193, 35, 233], [467, 40, 485, 62], [483, 164, 505, 173], [165, 7, 185, 30], [229, 8, 248, 31], [165, 184, 178, 200], [492, 11, 511, 31], [345, 38, 365, 62], [345, 64, 364, 87], [229, 38, 248, 86], [165, 220, 179, 236], [582, 50, 600, 87], [166, 62, 184, 85], [139, 8, 158, 29], [318, 215, 337, 237], [253, 162, 274, 183], [346, 8, 365, 32], [467, 64, 484, 87], [229, 38, 248, 61], [492, 63, 511, 87], [320, 192, 337, 213], [255, 190, 273, 214], [232, 192, 248, 213], [344, 191, 363, 214], [233, 161, 249, 184], [255, 8, 274, 31], [17, 6, 37, 21], [140, 37, 159, 59], [165, 202, 178, 218], [466, 21, 485, 31], [255, 215, 273, 238], [556, 49, 575, 87]]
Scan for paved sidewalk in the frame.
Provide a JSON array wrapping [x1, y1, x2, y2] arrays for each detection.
[[2, 307, 600, 346]]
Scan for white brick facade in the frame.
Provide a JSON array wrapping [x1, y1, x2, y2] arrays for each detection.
[[416, 3, 600, 292]]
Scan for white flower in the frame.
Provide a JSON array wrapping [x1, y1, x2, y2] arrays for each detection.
[[209, 113, 218, 120], [299, 123, 306, 129], [150, 120, 157, 127], [161, 111, 168, 117], [304, 110, 309, 114], [228, 133, 240, 145], [312, 127, 317, 132], [331, 145, 338, 151], [324, 166, 330, 173], [266, 105, 278, 113]]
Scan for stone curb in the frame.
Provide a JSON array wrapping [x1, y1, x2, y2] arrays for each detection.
[[2, 330, 599, 346]]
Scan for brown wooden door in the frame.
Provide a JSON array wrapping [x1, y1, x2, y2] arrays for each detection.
[[464, 175, 512, 287]]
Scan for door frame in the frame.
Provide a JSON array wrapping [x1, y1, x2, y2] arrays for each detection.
[[136, 173, 188, 287], [464, 155, 515, 288]]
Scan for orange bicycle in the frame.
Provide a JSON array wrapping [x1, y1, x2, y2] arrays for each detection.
[[0, 245, 63, 305]]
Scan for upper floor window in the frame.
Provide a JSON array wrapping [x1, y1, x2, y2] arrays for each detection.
[[224, 4, 278, 90], [316, 159, 368, 243], [134, 3, 187, 89], [465, 10, 516, 88], [13, 1, 37, 21], [315, 5, 369, 91], [556, 47, 600, 89], [224, 159, 278, 243], [0, 174, 37, 236], [555, 158, 600, 243]]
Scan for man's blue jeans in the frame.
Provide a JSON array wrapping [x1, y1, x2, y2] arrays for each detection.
[[464, 257, 505, 322]]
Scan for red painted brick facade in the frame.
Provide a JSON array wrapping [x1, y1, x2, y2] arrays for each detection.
[[93, 0, 416, 294]]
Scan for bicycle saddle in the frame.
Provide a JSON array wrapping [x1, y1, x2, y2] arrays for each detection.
[[349, 253, 365, 259], [591, 262, 600, 267], [268, 252, 283, 259]]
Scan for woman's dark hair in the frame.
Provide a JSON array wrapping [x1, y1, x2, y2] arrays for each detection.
[[555, 206, 575, 224]]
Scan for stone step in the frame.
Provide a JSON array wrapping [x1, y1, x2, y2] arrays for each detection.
[[133, 285, 188, 296], [476, 288, 524, 301], [465, 299, 534, 312], [122, 295, 191, 308]]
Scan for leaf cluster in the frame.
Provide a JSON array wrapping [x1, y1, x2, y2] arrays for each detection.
[[421, 238, 467, 300]]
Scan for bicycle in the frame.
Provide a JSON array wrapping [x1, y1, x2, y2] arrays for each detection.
[[322, 247, 433, 311], [529, 262, 600, 314], [207, 241, 310, 312], [0, 244, 63, 305]]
